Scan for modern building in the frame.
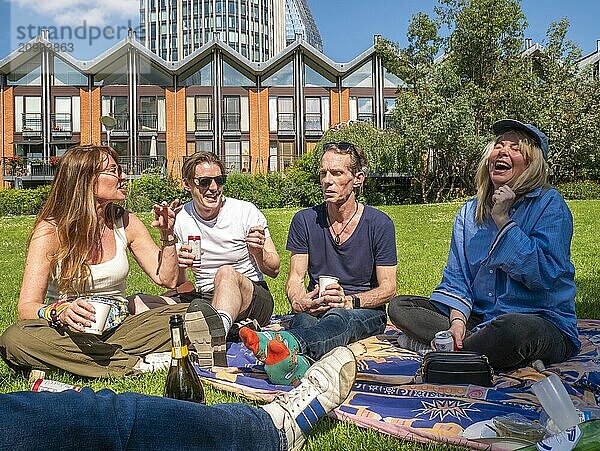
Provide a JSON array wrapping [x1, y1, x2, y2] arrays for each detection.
[[285, 0, 322, 51], [0, 31, 403, 188], [139, 0, 322, 63]]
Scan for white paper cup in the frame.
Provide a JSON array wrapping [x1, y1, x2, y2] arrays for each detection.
[[82, 300, 112, 335], [318, 275, 339, 297], [531, 373, 579, 431]]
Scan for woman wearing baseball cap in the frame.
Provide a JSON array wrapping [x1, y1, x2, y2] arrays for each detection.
[[389, 119, 579, 370]]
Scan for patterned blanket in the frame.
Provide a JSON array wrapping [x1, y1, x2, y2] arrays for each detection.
[[195, 318, 600, 449]]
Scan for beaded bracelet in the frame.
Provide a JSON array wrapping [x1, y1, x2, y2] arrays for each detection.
[[41, 301, 70, 328]]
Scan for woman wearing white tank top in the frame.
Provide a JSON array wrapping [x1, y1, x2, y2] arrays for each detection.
[[0, 145, 189, 378]]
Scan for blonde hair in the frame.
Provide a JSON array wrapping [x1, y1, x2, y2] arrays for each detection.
[[475, 130, 548, 223], [33, 145, 123, 294]]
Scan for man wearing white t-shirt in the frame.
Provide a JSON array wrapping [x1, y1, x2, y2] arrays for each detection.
[[169, 151, 280, 368]]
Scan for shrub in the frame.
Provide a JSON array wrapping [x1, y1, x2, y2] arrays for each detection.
[[555, 180, 600, 200], [125, 174, 190, 212], [0, 185, 51, 216]]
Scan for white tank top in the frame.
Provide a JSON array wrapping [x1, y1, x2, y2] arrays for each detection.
[[46, 217, 129, 301]]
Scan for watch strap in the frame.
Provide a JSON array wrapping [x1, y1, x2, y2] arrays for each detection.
[[160, 234, 178, 247], [351, 294, 361, 309]]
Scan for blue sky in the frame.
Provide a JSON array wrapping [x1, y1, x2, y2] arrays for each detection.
[[1, 0, 599, 62]]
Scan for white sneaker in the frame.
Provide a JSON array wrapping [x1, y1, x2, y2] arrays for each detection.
[[135, 352, 172, 373], [261, 346, 356, 451], [397, 334, 432, 355]]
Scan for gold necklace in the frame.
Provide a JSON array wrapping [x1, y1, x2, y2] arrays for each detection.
[[327, 201, 359, 245]]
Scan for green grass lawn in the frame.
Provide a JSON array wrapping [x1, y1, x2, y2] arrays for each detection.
[[1, 201, 599, 450]]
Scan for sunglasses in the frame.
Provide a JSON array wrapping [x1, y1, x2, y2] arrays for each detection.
[[192, 175, 227, 188], [99, 166, 124, 178], [323, 141, 357, 152]]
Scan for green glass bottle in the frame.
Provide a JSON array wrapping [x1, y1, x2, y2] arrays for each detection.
[[518, 419, 600, 450], [164, 314, 206, 404]]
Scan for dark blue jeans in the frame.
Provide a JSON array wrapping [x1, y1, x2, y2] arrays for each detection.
[[1, 388, 282, 450], [388, 295, 573, 369], [289, 307, 387, 361]]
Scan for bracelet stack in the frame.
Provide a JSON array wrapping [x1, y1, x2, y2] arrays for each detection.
[[39, 301, 70, 328]]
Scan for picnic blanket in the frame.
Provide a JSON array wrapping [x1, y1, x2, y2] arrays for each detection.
[[195, 318, 600, 449]]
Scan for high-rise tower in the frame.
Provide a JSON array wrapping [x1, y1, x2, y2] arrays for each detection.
[[139, 0, 287, 62], [285, 0, 322, 51]]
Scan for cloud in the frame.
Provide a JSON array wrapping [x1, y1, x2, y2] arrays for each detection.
[[6, 0, 138, 27]]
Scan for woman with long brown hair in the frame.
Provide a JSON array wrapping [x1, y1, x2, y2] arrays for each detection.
[[0, 145, 188, 378]]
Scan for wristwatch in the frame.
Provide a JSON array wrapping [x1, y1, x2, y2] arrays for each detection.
[[351, 294, 361, 309], [160, 234, 178, 247]]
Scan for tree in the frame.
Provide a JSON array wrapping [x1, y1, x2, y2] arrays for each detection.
[[526, 19, 600, 182]]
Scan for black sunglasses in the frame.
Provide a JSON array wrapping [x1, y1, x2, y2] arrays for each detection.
[[323, 141, 356, 152], [192, 175, 227, 188]]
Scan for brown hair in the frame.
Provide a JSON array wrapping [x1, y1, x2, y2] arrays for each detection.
[[33, 145, 123, 294], [475, 130, 548, 223], [182, 151, 226, 182]]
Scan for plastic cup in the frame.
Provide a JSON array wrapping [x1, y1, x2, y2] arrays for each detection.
[[318, 275, 339, 297], [82, 299, 112, 335], [531, 373, 579, 431]]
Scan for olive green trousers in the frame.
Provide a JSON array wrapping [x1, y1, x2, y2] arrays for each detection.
[[0, 303, 189, 378]]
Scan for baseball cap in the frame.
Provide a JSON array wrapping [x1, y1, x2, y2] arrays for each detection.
[[492, 119, 548, 159]]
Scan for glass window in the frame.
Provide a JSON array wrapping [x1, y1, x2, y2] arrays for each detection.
[[277, 97, 294, 132], [262, 61, 293, 87], [196, 140, 213, 153], [222, 60, 254, 86], [342, 60, 373, 88], [195, 96, 212, 131], [181, 61, 212, 86], [384, 67, 404, 88], [357, 97, 373, 122], [305, 97, 321, 131], [7, 55, 42, 86], [304, 63, 335, 87], [223, 96, 240, 131], [94, 59, 128, 86], [139, 58, 172, 86], [101, 96, 129, 132], [53, 57, 88, 86], [224, 141, 241, 171]]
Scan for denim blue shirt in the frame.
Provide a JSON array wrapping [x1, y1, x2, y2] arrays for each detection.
[[430, 187, 580, 355]]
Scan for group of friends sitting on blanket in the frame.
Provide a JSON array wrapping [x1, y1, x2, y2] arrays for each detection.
[[0, 119, 580, 450]]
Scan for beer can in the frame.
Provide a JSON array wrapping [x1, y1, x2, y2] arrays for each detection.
[[31, 379, 82, 393], [188, 235, 201, 267], [434, 330, 455, 352]]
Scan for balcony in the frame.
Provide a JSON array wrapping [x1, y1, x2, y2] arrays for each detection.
[[108, 113, 129, 137], [222, 113, 241, 135], [138, 113, 158, 135], [51, 113, 72, 139], [21, 113, 43, 139], [304, 113, 322, 136], [277, 112, 295, 135], [194, 112, 213, 137], [118, 155, 167, 177], [2, 156, 58, 181], [357, 113, 375, 123]]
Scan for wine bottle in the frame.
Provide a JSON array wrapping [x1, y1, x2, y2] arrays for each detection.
[[164, 314, 206, 404]]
